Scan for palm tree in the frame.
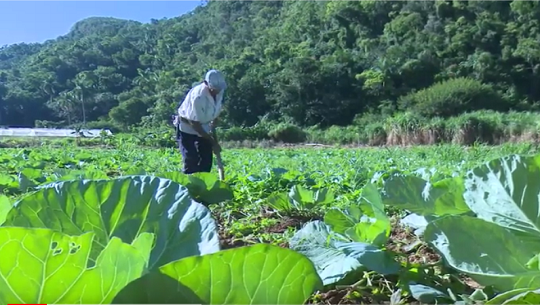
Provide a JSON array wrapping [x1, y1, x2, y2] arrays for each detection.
[[73, 71, 97, 126]]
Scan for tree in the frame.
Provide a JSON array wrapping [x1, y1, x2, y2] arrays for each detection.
[[0, 1, 539, 129]]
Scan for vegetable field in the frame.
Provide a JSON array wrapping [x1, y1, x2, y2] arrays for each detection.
[[1, 143, 540, 304]]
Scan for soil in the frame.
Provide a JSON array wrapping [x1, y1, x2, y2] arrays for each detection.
[[264, 214, 322, 233], [386, 223, 441, 265], [219, 228, 250, 249], [212, 211, 482, 304], [307, 288, 374, 305], [217, 213, 319, 249], [211, 211, 250, 249], [460, 274, 484, 290]]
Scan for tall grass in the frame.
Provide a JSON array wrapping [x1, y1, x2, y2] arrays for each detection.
[[5, 110, 540, 148]]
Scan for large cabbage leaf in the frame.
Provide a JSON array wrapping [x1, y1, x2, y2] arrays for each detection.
[[266, 185, 334, 213], [324, 184, 390, 246], [2, 175, 220, 270], [52, 168, 109, 181], [382, 175, 470, 216], [113, 244, 323, 305], [158, 172, 233, 205], [0, 227, 152, 304], [0, 195, 11, 225], [486, 288, 540, 304], [289, 220, 399, 286], [425, 215, 540, 291], [416, 155, 540, 292], [289, 185, 334, 209], [463, 154, 540, 245]]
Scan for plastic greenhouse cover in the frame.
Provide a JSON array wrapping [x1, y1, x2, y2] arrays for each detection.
[[0, 128, 113, 138]]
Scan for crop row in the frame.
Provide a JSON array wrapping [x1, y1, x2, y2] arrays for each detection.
[[1, 150, 539, 304]]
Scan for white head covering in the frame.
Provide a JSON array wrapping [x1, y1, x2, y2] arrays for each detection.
[[205, 69, 227, 91]]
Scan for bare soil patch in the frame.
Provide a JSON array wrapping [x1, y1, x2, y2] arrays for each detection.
[[263, 214, 321, 233], [386, 222, 482, 292], [211, 211, 250, 249], [307, 288, 373, 305], [386, 223, 441, 265], [219, 229, 249, 249]]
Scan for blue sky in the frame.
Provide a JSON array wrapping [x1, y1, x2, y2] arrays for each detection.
[[0, 1, 202, 47]]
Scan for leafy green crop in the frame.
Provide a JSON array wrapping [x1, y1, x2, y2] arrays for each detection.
[[1, 145, 540, 304], [290, 220, 399, 286], [486, 288, 540, 304], [325, 183, 390, 246], [158, 171, 234, 205], [266, 185, 334, 214], [3, 175, 220, 270], [0, 195, 11, 225], [0, 174, 324, 304], [382, 175, 470, 216], [0, 227, 152, 304], [424, 155, 540, 291], [114, 244, 323, 304]]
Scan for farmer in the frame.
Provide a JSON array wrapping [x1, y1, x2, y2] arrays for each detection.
[[174, 69, 227, 174]]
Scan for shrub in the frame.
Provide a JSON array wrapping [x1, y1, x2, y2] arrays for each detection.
[[268, 123, 307, 143], [398, 77, 507, 118], [219, 125, 270, 141]]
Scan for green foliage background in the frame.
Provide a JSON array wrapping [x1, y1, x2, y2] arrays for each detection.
[[1, 0, 540, 134]]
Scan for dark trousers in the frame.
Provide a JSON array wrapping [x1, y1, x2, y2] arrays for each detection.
[[178, 131, 213, 174]]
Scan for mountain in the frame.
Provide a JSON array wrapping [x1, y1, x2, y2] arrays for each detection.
[[1, 0, 539, 129]]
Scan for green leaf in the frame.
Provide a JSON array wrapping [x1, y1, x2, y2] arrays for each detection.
[[382, 175, 470, 216], [113, 244, 323, 305], [0, 227, 152, 304], [486, 288, 540, 304], [289, 220, 399, 286], [18, 171, 37, 192], [266, 192, 293, 212], [424, 215, 540, 291], [526, 253, 540, 270], [0, 173, 17, 188], [53, 169, 109, 181], [0, 195, 11, 225], [463, 154, 540, 243], [324, 184, 390, 246], [408, 283, 452, 303], [158, 171, 233, 205], [267, 186, 335, 213], [289, 185, 334, 209], [3, 175, 220, 270], [20, 167, 45, 181]]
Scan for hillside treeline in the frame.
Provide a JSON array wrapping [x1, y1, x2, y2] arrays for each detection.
[[1, 0, 540, 131]]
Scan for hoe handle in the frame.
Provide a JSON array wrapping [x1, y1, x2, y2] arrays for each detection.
[[215, 152, 225, 181]]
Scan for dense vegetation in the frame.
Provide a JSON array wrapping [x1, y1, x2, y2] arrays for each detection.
[[2, 142, 540, 304], [5, 2, 540, 302], [2, 1, 540, 145]]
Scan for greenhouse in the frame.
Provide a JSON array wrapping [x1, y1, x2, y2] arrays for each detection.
[[0, 128, 112, 138]]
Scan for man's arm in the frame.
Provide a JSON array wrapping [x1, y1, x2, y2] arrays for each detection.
[[189, 119, 221, 155], [186, 96, 216, 143], [187, 119, 215, 143]]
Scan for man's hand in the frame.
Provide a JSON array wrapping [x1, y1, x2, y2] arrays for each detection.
[[201, 132, 221, 155], [210, 117, 219, 130], [187, 119, 221, 155]]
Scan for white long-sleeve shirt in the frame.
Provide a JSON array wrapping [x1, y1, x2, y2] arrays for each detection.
[[177, 83, 223, 135]]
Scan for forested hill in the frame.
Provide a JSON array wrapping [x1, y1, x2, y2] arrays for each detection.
[[1, 1, 540, 130]]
